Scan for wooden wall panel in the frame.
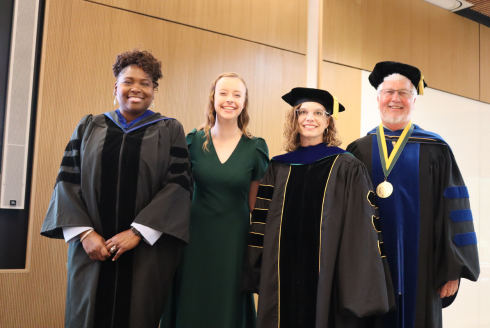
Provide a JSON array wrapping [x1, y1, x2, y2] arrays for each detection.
[[322, 0, 362, 68], [323, 0, 480, 100], [427, 4, 480, 100], [361, 0, 412, 70], [0, 0, 304, 326], [0, 0, 75, 326], [480, 24, 490, 104], [87, 0, 307, 54], [321, 62, 361, 148], [360, 0, 434, 94], [408, 0, 430, 75]]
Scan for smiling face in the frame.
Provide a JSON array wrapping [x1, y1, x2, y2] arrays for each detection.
[[297, 102, 329, 146], [213, 77, 246, 123], [377, 78, 416, 130], [114, 65, 154, 120]]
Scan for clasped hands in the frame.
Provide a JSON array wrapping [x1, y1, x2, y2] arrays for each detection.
[[80, 229, 141, 261], [80, 228, 461, 297]]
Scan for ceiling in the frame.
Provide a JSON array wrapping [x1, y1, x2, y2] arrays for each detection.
[[456, 0, 490, 27], [466, 0, 490, 17]]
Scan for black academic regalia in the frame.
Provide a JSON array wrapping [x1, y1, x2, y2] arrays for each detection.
[[41, 111, 192, 328], [243, 143, 395, 328], [346, 125, 480, 328]]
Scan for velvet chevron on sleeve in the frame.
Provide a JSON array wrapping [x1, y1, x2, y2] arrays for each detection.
[[132, 118, 192, 242], [242, 162, 278, 294], [40, 110, 190, 328], [329, 159, 395, 319], [347, 124, 479, 328], [245, 143, 394, 328], [41, 115, 94, 239]]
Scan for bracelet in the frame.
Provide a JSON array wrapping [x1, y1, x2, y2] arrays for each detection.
[[80, 228, 94, 242], [131, 227, 143, 239]]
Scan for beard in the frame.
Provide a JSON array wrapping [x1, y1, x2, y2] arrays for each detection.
[[380, 109, 410, 126]]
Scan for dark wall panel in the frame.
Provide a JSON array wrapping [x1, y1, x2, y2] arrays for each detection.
[[0, 0, 14, 165], [0, 0, 44, 269]]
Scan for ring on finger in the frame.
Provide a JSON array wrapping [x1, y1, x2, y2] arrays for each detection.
[[110, 245, 117, 254]]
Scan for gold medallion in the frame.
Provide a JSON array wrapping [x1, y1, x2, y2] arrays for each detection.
[[376, 180, 393, 198]]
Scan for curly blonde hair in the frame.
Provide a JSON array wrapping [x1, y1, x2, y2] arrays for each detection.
[[283, 104, 342, 152], [198, 72, 252, 151]]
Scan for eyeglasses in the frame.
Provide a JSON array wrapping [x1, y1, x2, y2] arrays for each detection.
[[296, 109, 330, 118], [379, 89, 414, 99]]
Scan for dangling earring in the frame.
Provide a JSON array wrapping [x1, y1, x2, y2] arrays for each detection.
[[150, 102, 155, 109], [113, 96, 117, 106], [324, 128, 328, 135]]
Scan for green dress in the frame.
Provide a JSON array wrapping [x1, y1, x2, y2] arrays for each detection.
[[163, 129, 269, 328]]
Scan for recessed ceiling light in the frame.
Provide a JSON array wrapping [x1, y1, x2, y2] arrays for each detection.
[[423, 0, 474, 12]]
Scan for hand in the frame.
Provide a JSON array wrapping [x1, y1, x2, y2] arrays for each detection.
[[81, 231, 111, 261], [438, 279, 459, 298], [105, 229, 141, 261]]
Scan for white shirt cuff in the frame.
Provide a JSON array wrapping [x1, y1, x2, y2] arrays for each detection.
[[131, 223, 162, 245], [63, 226, 92, 243]]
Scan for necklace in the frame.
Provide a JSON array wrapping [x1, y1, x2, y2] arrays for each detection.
[[375, 121, 414, 198]]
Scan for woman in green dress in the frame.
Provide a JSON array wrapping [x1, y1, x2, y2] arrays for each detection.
[[163, 72, 269, 328]]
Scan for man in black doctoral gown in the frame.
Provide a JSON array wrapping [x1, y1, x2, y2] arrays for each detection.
[[346, 61, 480, 328]]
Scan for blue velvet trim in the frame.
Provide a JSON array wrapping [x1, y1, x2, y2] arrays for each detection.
[[104, 112, 171, 133], [368, 124, 447, 145], [115, 109, 154, 129], [372, 135, 420, 328], [271, 143, 346, 165], [450, 209, 473, 223], [453, 232, 477, 247], [444, 186, 470, 199]]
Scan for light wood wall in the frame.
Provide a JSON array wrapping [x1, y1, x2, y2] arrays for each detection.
[[481, 24, 490, 104], [321, 62, 361, 149], [0, 0, 305, 326], [323, 0, 484, 102], [5, 0, 490, 326], [323, 0, 362, 68], [88, 0, 307, 54]]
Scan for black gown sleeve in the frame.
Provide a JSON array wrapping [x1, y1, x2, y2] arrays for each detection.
[[133, 119, 192, 244], [41, 115, 94, 239], [242, 162, 277, 294], [345, 141, 359, 157], [432, 145, 479, 306], [333, 159, 395, 318], [346, 136, 374, 181]]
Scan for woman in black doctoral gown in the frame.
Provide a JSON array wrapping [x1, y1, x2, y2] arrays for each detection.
[[243, 87, 395, 328], [41, 50, 191, 328]]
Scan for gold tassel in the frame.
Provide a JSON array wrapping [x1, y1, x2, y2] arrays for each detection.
[[418, 75, 425, 95], [332, 95, 339, 120]]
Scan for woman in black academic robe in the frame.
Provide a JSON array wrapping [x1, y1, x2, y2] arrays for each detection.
[[243, 87, 395, 328], [40, 50, 192, 328]]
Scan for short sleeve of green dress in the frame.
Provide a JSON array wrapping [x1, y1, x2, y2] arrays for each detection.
[[167, 129, 269, 328]]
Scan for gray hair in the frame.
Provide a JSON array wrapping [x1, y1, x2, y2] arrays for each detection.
[[377, 73, 418, 98]]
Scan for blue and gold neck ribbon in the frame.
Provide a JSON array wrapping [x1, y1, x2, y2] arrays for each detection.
[[376, 121, 414, 178]]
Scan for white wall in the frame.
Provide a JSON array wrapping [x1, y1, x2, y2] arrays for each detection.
[[361, 70, 490, 328]]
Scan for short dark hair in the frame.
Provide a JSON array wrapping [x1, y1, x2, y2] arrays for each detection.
[[112, 50, 163, 89]]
